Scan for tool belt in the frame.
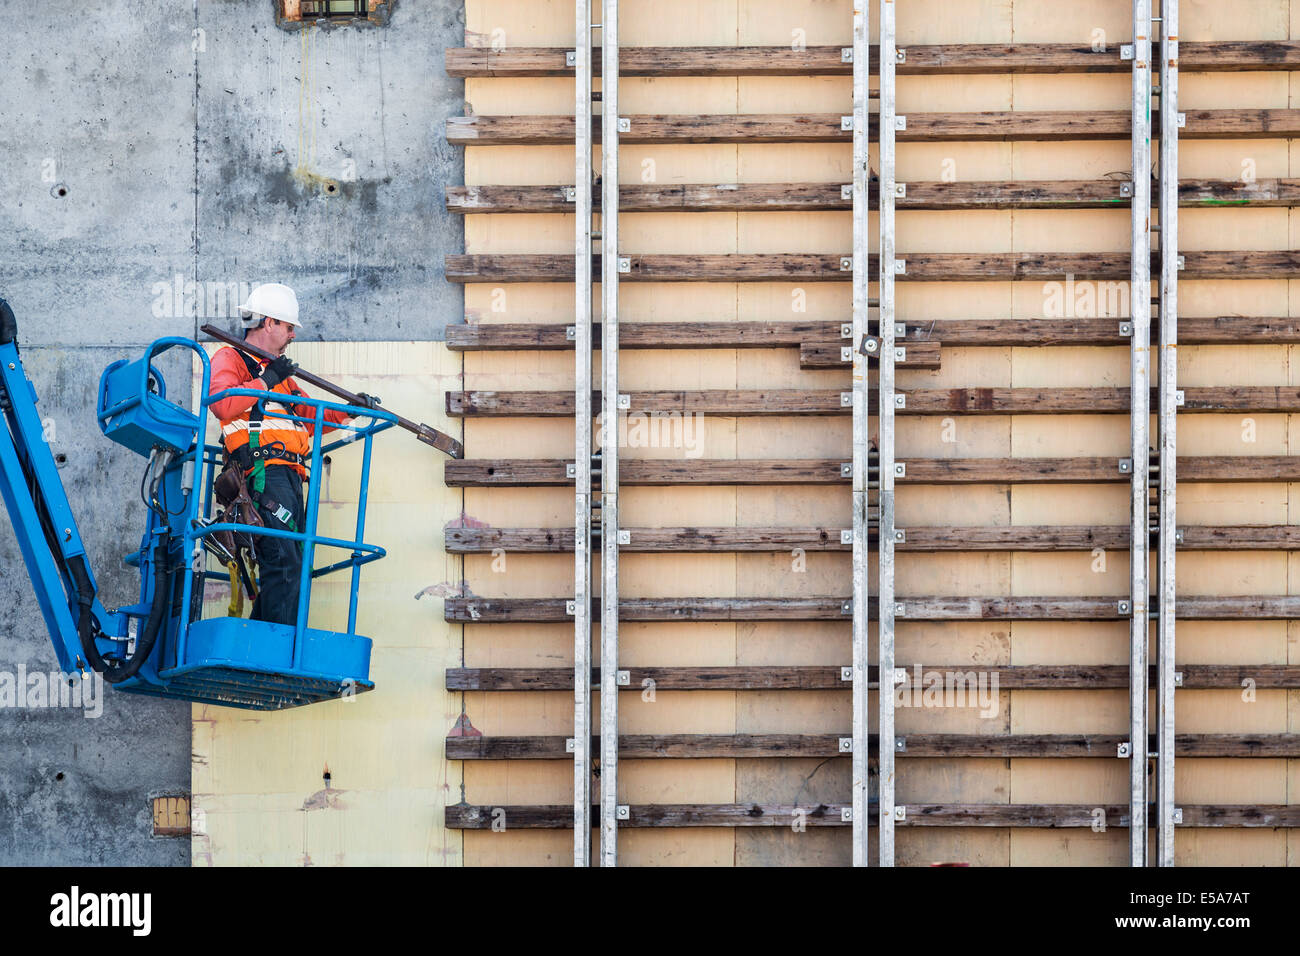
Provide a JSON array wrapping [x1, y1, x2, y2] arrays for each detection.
[[231, 442, 310, 472]]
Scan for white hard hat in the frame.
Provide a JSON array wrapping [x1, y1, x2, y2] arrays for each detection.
[[239, 283, 301, 328]]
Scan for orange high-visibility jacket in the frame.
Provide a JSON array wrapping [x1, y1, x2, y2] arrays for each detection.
[[208, 345, 351, 479]]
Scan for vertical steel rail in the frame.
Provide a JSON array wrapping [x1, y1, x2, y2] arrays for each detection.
[[877, 0, 899, 868], [1156, 0, 1179, 868], [599, 0, 622, 868], [1128, 0, 1153, 869], [849, 0, 871, 868], [572, 0, 594, 868]]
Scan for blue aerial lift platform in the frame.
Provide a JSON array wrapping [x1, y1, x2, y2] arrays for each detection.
[[0, 298, 403, 710]]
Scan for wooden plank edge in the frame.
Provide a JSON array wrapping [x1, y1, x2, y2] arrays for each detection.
[[445, 802, 1300, 828], [445, 732, 1300, 759]]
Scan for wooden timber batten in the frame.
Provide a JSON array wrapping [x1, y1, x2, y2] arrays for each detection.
[[446, 178, 1300, 213], [445, 42, 1300, 77], [444, 250, 1300, 282], [447, 109, 1300, 145]]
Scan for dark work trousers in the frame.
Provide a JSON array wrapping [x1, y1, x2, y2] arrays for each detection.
[[251, 464, 307, 627]]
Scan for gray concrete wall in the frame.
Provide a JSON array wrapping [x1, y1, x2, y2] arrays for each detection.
[[0, 0, 463, 865]]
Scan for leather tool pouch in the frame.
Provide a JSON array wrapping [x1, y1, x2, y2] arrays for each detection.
[[213, 461, 265, 557]]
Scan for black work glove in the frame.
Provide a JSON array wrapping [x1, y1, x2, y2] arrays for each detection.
[[354, 392, 382, 410], [260, 355, 296, 390]]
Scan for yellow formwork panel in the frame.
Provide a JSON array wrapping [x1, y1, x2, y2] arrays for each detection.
[[190, 342, 464, 867]]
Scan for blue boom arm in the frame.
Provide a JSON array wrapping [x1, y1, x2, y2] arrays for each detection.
[[0, 299, 188, 677]]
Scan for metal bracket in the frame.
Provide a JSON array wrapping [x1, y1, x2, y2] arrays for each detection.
[[563, 186, 577, 202], [1117, 741, 1132, 758], [894, 603, 906, 618], [1118, 599, 1131, 615], [565, 51, 577, 67], [895, 182, 907, 198], [566, 463, 577, 479], [893, 806, 906, 821], [841, 183, 853, 201], [1118, 458, 1133, 474], [840, 346, 853, 362], [840, 256, 854, 271], [840, 530, 853, 545], [1119, 321, 1133, 337], [617, 256, 631, 273], [1177, 113, 1186, 128], [1174, 390, 1185, 406], [841, 600, 852, 615], [840, 462, 853, 478], [566, 325, 577, 340], [617, 118, 630, 133], [841, 115, 855, 132], [1120, 182, 1134, 198], [841, 323, 853, 339], [860, 336, 880, 356], [893, 259, 907, 275], [841, 392, 853, 408], [894, 529, 906, 543], [1174, 528, 1185, 545], [894, 393, 906, 409], [1176, 255, 1185, 270], [1173, 808, 1184, 824], [840, 666, 853, 682], [894, 115, 907, 131], [566, 738, 577, 753], [894, 462, 906, 477], [839, 737, 853, 753], [616, 670, 630, 686], [895, 737, 907, 753], [893, 667, 907, 685], [895, 322, 906, 337], [1173, 671, 1183, 687], [617, 394, 631, 410], [566, 600, 577, 615], [895, 49, 907, 64], [1121, 44, 1135, 60], [841, 807, 853, 822], [616, 805, 630, 820], [841, 47, 853, 63], [894, 347, 906, 362]]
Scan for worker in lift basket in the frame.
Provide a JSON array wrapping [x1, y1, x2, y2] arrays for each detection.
[[207, 283, 380, 626]]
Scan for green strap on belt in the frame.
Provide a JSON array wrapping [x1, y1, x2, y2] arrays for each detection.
[[249, 430, 266, 496]]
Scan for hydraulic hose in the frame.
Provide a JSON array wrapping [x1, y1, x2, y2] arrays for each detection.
[[71, 537, 171, 684]]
